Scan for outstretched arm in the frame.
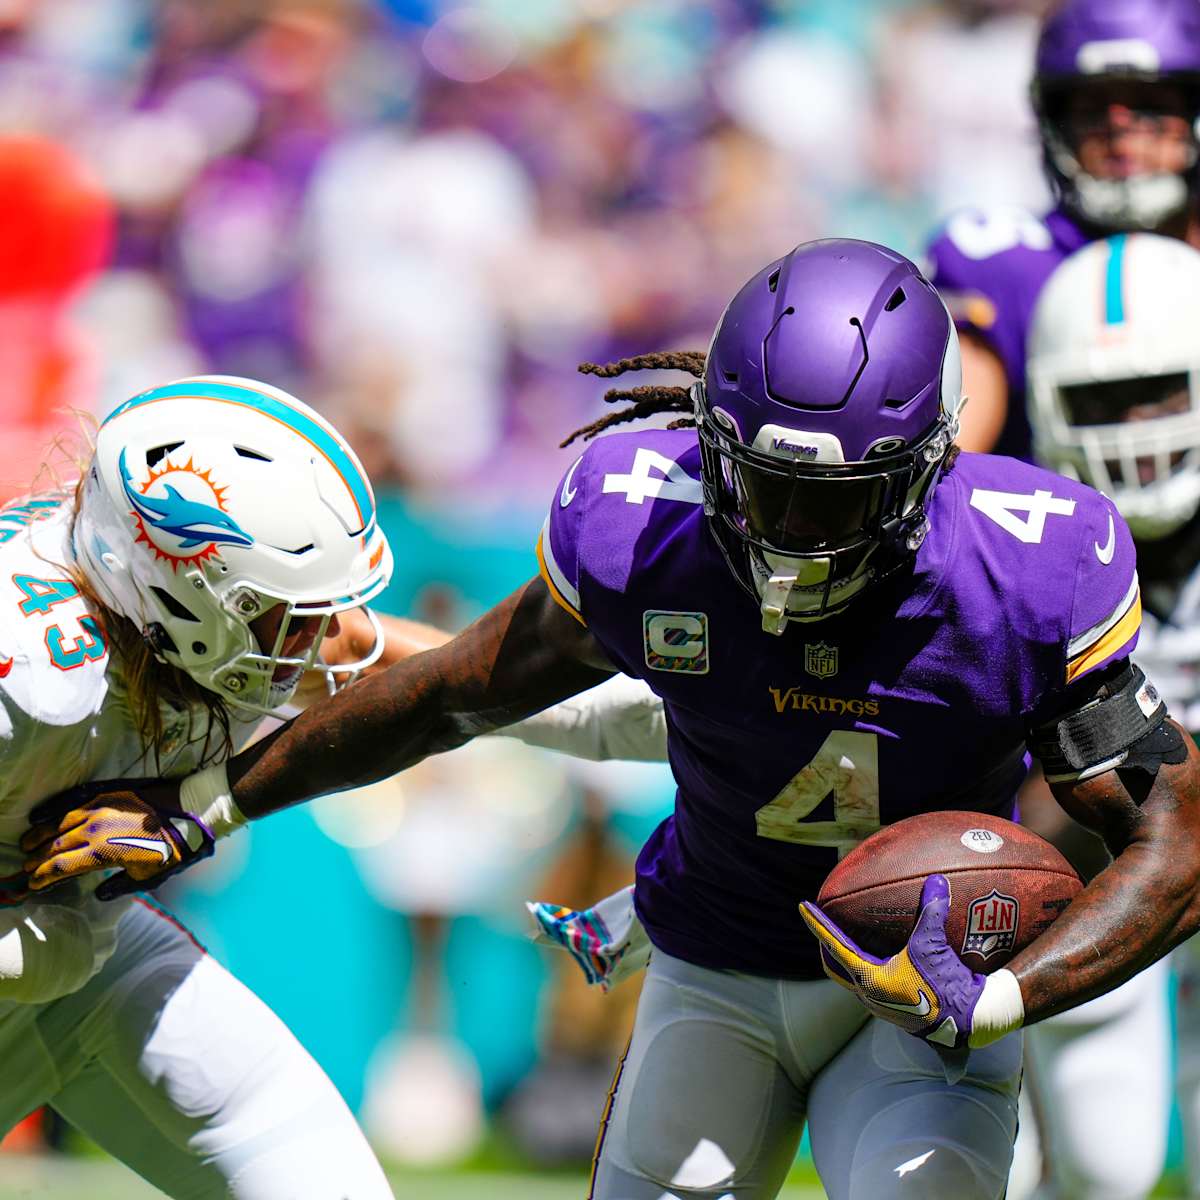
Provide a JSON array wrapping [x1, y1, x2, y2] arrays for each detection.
[[300, 606, 666, 762], [22, 577, 616, 894], [495, 674, 667, 763], [231, 576, 615, 818]]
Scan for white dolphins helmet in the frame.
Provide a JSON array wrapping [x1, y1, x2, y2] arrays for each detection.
[[75, 375, 393, 714], [1027, 233, 1200, 539]]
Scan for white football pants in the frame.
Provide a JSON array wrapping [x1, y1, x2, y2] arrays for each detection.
[[0, 900, 393, 1199], [589, 949, 1022, 1200], [1008, 957, 1170, 1200]]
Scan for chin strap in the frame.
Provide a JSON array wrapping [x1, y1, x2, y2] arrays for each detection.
[[760, 567, 800, 636]]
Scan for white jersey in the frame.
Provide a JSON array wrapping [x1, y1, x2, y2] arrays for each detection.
[[0, 496, 257, 1003], [1135, 568, 1200, 733]]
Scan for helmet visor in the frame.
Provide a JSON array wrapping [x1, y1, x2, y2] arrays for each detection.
[[706, 427, 909, 557], [733, 462, 888, 553]]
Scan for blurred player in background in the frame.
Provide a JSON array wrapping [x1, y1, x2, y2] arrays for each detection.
[[925, 2, 1200, 1192], [927, 0, 1200, 458], [30, 241, 1200, 1200], [1021, 232, 1200, 1198]]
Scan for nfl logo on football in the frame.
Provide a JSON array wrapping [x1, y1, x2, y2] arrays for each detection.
[[804, 642, 838, 679], [962, 889, 1019, 960]]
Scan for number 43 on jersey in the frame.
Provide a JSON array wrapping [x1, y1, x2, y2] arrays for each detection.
[[12, 574, 107, 671]]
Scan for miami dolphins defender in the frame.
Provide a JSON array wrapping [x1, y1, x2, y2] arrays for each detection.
[[926, 0, 1200, 458], [0, 373, 670, 1199], [1023, 232, 1200, 1198], [0, 375, 405, 1197], [25, 243, 1200, 1200]]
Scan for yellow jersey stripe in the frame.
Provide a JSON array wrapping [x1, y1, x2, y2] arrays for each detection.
[[536, 530, 586, 626], [1066, 589, 1141, 684], [1066, 572, 1139, 659]]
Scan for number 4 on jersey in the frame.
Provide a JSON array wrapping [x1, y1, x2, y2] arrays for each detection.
[[969, 488, 1076, 544], [14, 574, 81, 616], [756, 730, 881, 854], [603, 448, 703, 506]]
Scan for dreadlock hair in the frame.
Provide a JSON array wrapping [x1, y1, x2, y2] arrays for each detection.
[[561, 351, 706, 448]]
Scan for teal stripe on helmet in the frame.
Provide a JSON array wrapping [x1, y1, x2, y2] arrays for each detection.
[[1105, 234, 1127, 325], [105, 380, 374, 531]]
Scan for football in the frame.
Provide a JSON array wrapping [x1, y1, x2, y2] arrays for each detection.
[[816, 811, 1083, 974]]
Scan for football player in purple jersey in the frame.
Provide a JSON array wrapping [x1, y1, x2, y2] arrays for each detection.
[[21, 240, 1200, 1200], [926, 0, 1200, 460]]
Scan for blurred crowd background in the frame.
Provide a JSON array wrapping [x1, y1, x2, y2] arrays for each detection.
[[0, 0, 1058, 1180]]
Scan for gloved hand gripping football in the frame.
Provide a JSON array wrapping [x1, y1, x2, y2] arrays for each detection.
[[799, 874, 988, 1050], [20, 779, 215, 901]]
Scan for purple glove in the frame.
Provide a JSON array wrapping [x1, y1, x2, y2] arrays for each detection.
[[799, 874, 987, 1050]]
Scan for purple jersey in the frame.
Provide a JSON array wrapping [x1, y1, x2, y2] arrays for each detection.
[[926, 205, 1088, 461], [538, 429, 1140, 978]]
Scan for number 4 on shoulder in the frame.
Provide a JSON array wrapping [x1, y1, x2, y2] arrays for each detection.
[[969, 488, 1076, 544], [603, 448, 703, 506]]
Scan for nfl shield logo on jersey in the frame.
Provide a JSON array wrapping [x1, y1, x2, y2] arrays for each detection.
[[962, 889, 1019, 960], [804, 642, 838, 679]]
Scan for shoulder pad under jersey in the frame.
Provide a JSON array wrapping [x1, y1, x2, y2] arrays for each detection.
[[538, 429, 705, 626], [949, 453, 1139, 690]]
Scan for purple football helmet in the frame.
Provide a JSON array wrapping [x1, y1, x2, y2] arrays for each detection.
[[696, 239, 962, 633], [1032, 0, 1200, 229]]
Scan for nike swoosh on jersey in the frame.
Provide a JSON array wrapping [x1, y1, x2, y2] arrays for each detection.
[[1095, 512, 1116, 565], [107, 836, 171, 862], [560, 456, 583, 507], [872, 990, 932, 1018]]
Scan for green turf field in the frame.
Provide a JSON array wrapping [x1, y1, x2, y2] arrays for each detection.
[[0, 1154, 829, 1199], [2, 1151, 1192, 1198]]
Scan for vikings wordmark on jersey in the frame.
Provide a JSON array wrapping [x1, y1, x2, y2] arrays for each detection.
[[539, 428, 1138, 978]]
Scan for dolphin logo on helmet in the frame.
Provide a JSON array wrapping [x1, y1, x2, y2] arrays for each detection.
[[119, 449, 254, 557]]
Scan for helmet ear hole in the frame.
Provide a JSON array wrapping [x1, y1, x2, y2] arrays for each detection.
[[144, 623, 176, 655]]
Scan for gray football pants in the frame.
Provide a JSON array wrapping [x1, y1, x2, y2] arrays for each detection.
[[589, 949, 1022, 1200]]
